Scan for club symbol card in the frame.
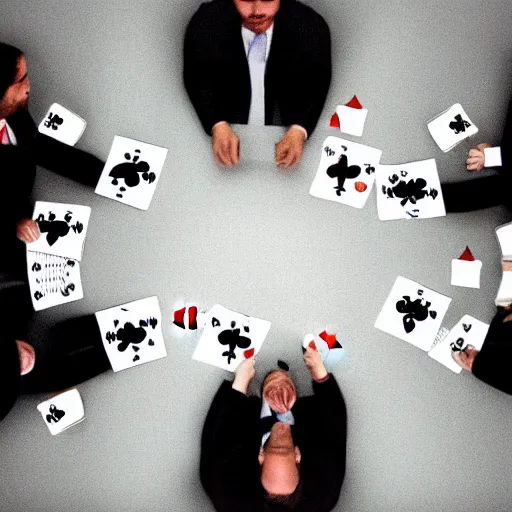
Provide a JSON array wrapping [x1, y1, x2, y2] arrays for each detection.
[[193, 304, 271, 372], [28, 202, 91, 261], [95, 136, 168, 210], [26, 251, 83, 311], [451, 247, 482, 289], [310, 136, 382, 209], [376, 158, 446, 220], [303, 330, 345, 369], [38, 103, 87, 146], [428, 103, 478, 152], [96, 296, 166, 372], [334, 95, 368, 137], [375, 276, 452, 351], [428, 315, 489, 373], [37, 389, 85, 435]]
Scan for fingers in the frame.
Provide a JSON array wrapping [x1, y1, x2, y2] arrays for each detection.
[[476, 143, 492, 151], [213, 128, 239, 167], [467, 149, 482, 158], [17, 219, 40, 243], [276, 142, 298, 169]]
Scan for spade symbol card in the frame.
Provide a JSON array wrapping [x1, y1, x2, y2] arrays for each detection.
[[375, 276, 452, 351], [192, 304, 271, 372], [310, 136, 382, 209], [38, 103, 87, 146], [376, 159, 446, 220], [95, 296, 166, 372], [95, 136, 169, 210], [28, 201, 91, 261], [37, 389, 85, 435], [428, 315, 489, 373], [427, 103, 478, 152], [26, 250, 83, 311]]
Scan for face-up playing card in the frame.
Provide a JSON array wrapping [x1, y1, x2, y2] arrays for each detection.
[[38, 103, 87, 146], [192, 304, 271, 372], [310, 136, 382, 209], [95, 136, 168, 210], [376, 159, 446, 220], [26, 250, 83, 311], [375, 276, 452, 351], [28, 202, 91, 261], [96, 296, 166, 372], [428, 315, 489, 373], [451, 247, 482, 289], [37, 389, 85, 435], [428, 103, 478, 152]]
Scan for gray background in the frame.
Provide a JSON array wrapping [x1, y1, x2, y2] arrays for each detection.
[[1, 1, 512, 511]]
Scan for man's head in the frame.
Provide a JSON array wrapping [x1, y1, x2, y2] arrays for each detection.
[[0, 43, 30, 118], [259, 370, 301, 497], [233, 0, 281, 34]]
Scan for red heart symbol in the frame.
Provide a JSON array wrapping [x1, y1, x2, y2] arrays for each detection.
[[244, 348, 255, 359], [308, 340, 317, 351], [329, 112, 340, 128]]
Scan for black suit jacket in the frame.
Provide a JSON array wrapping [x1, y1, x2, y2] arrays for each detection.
[[200, 375, 347, 512], [472, 308, 512, 395], [0, 108, 104, 278], [184, 0, 332, 137]]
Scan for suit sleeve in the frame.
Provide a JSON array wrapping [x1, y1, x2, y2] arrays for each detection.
[[184, 5, 229, 135], [35, 133, 104, 188], [288, 15, 332, 136], [200, 381, 260, 508]]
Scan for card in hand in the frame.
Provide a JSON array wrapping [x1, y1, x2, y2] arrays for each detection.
[[95, 136, 168, 210], [375, 276, 452, 351], [38, 103, 87, 146], [428, 315, 489, 373], [193, 304, 271, 372], [28, 202, 91, 261], [95, 296, 167, 372], [427, 103, 478, 152], [37, 389, 85, 435], [26, 251, 83, 311], [376, 159, 446, 220], [310, 136, 382, 209]]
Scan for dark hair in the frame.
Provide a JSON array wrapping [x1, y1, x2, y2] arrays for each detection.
[[263, 479, 303, 510], [0, 43, 24, 100]]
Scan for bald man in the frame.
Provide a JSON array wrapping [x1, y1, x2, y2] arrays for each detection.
[[200, 346, 347, 511]]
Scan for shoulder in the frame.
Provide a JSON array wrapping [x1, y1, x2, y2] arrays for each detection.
[[186, 0, 238, 35], [8, 108, 36, 133], [280, 0, 330, 34]]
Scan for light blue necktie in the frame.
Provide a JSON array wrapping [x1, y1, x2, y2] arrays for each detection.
[[247, 33, 267, 126]]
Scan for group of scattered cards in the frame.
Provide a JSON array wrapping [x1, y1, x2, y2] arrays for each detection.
[[38, 103, 168, 211], [375, 276, 489, 373], [313, 101, 481, 220]]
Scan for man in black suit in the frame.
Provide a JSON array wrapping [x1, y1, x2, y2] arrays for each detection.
[[184, 0, 332, 169], [441, 96, 511, 213], [200, 344, 347, 511], [0, 42, 104, 280]]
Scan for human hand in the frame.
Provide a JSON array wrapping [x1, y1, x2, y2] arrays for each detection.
[[16, 218, 40, 243], [303, 344, 328, 382], [451, 345, 479, 372], [232, 356, 256, 395], [275, 126, 305, 169], [466, 143, 492, 171], [212, 122, 240, 166]]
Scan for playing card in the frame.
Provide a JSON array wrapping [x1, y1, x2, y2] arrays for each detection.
[[95, 296, 166, 372], [37, 389, 85, 435], [375, 276, 452, 351], [428, 315, 489, 373], [38, 103, 87, 146], [28, 202, 91, 261], [193, 304, 271, 372], [428, 103, 478, 152], [451, 259, 482, 289], [310, 136, 382, 209], [95, 136, 168, 210], [376, 159, 446, 220], [484, 147, 502, 168], [26, 250, 83, 311], [335, 96, 368, 137]]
